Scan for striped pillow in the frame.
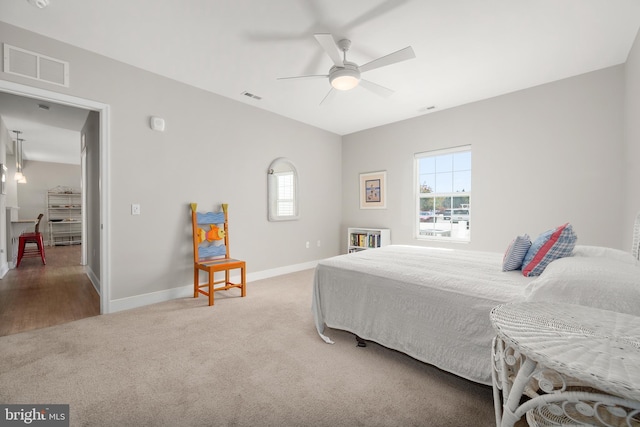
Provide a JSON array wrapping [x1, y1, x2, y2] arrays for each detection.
[[522, 223, 577, 277], [502, 234, 531, 271]]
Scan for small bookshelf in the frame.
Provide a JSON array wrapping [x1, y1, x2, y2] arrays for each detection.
[[347, 227, 390, 253]]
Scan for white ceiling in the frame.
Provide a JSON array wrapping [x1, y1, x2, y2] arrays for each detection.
[[0, 92, 88, 165], [1, 0, 640, 162]]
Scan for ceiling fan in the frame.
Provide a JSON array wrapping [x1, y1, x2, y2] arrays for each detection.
[[278, 33, 416, 105]]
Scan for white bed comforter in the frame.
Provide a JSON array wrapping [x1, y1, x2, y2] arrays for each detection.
[[312, 245, 533, 385]]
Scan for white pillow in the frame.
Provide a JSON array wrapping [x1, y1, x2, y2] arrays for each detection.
[[524, 256, 640, 316], [571, 245, 638, 265]]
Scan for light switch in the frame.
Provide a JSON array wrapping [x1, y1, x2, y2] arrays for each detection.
[[131, 204, 141, 215]]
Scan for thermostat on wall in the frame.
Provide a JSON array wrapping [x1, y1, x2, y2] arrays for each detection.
[[150, 116, 165, 132]]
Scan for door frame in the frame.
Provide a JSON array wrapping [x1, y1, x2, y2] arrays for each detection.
[[0, 79, 111, 314]]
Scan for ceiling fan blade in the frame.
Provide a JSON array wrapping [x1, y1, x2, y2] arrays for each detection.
[[359, 46, 415, 73], [359, 79, 394, 98], [314, 33, 344, 67], [277, 74, 328, 81], [343, 0, 411, 31], [319, 88, 337, 106]]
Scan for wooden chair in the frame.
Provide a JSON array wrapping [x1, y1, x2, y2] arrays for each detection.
[[191, 203, 246, 306], [16, 213, 46, 267]]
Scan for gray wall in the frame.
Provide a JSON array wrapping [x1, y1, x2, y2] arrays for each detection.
[[2, 20, 637, 308], [82, 111, 100, 290], [624, 28, 640, 250], [342, 65, 626, 253], [0, 22, 343, 304]]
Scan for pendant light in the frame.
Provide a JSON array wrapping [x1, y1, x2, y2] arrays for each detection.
[[18, 139, 27, 184], [12, 130, 27, 184], [12, 131, 23, 181]]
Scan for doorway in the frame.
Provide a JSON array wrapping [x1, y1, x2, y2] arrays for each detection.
[[0, 79, 110, 317]]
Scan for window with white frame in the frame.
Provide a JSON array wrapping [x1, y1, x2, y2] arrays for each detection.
[[268, 157, 299, 221], [275, 171, 295, 217], [415, 146, 471, 241]]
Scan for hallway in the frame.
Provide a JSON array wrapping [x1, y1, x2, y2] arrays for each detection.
[[0, 245, 100, 337]]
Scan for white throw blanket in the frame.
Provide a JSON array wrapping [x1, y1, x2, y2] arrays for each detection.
[[312, 245, 533, 385]]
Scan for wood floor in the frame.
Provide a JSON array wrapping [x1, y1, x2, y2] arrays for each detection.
[[0, 244, 100, 337]]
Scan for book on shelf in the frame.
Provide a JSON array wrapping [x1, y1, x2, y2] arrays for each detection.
[[350, 232, 381, 248]]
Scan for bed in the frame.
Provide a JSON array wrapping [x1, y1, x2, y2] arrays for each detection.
[[312, 217, 640, 386]]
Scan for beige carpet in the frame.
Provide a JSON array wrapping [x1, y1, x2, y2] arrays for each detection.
[[0, 269, 499, 426]]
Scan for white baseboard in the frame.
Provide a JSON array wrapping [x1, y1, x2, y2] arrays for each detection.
[[245, 260, 318, 282], [0, 262, 9, 279], [107, 260, 319, 313], [84, 265, 100, 295], [109, 284, 193, 313]]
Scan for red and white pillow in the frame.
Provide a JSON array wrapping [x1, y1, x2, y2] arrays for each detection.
[[521, 223, 577, 277]]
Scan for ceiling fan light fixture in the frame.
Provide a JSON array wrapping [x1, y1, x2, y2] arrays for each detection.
[[331, 74, 360, 91], [281, 34, 415, 103], [329, 63, 361, 91]]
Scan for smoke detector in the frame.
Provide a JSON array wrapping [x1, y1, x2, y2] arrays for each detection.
[[27, 0, 50, 9]]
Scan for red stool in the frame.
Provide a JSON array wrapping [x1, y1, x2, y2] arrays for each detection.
[[16, 214, 46, 267]]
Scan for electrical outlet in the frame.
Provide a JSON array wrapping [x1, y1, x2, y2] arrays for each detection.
[[131, 204, 141, 215], [305, 241, 310, 249], [317, 240, 321, 247]]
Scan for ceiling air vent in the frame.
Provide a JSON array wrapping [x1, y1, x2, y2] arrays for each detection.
[[241, 91, 262, 100], [418, 105, 437, 113], [3, 44, 69, 87]]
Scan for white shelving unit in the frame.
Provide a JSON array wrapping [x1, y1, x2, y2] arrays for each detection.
[[347, 227, 390, 253], [47, 188, 82, 246]]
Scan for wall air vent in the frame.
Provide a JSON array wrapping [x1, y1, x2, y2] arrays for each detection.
[[3, 44, 69, 87], [241, 91, 262, 100]]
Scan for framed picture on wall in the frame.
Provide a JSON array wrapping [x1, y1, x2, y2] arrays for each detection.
[[359, 171, 386, 209], [0, 163, 6, 195]]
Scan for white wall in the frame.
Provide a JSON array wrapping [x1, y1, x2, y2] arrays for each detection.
[[342, 65, 625, 253], [0, 120, 19, 212], [0, 22, 343, 306], [16, 160, 81, 245], [624, 28, 640, 251], [0, 117, 9, 273]]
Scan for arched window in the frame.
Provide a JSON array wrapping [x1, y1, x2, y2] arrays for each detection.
[[268, 158, 299, 221]]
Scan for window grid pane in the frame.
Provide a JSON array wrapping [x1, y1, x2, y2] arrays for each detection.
[[276, 172, 295, 216], [416, 147, 471, 241]]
